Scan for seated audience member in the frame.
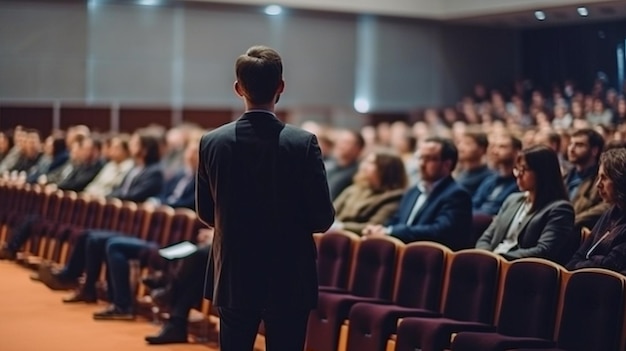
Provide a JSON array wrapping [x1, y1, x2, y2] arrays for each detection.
[[146, 139, 198, 210], [0, 131, 13, 164], [53, 137, 104, 192], [0, 126, 25, 173], [83, 135, 133, 198], [325, 129, 365, 200], [160, 127, 187, 182], [26, 136, 67, 184], [476, 146, 575, 263], [455, 131, 493, 197], [363, 137, 472, 250], [144, 229, 214, 344], [330, 149, 407, 235], [564, 129, 608, 230], [10, 129, 42, 173], [44, 134, 86, 186], [107, 131, 163, 202], [567, 148, 626, 272], [471, 134, 521, 240]]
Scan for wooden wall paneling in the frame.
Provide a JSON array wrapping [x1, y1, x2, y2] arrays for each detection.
[[182, 109, 232, 130], [60, 106, 111, 133], [118, 107, 172, 133], [0, 105, 54, 136]]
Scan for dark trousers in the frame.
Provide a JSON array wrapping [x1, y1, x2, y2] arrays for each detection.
[[168, 245, 210, 324], [6, 214, 38, 252], [218, 307, 310, 351], [60, 230, 118, 295], [106, 236, 157, 310]]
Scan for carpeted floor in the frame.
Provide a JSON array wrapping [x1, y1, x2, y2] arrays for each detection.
[[0, 261, 218, 351]]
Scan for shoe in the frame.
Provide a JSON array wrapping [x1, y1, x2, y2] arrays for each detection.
[[145, 323, 188, 344], [39, 264, 78, 291], [62, 289, 97, 304], [0, 247, 16, 261], [93, 305, 135, 321], [30, 272, 42, 282]]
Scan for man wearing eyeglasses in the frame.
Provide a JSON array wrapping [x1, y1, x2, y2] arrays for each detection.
[[363, 137, 473, 250]]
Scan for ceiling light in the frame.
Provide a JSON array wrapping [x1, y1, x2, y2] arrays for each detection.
[[534, 10, 546, 21], [138, 0, 160, 5], [264, 5, 283, 16], [577, 7, 589, 17], [354, 98, 370, 113]]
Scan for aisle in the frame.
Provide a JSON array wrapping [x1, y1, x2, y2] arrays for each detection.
[[0, 261, 215, 351]]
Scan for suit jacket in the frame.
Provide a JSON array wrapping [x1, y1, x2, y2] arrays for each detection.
[[333, 184, 404, 235], [159, 170, 195, 209], [387, 176, 472, 250], [108, 163, 164, 202], [567, 205, 626, 273], [476, 192, 575, 263], [197, 112, 335, 310], [58, 160, 104, 192]]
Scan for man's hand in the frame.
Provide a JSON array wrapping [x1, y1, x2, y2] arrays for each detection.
[[362, 224, 388, 237], [197, 227, 215, 244]]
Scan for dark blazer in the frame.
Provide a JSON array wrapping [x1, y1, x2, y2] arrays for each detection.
[[476, 192, 575, 263], [58, 160, 104, 192], [159, 171, 195, 209], [197, 112, 335, 310], [387, 176, 472, 250], [108, 163, 164, 202], [567, 205, 626, 273], [566, 167, 610, 229]]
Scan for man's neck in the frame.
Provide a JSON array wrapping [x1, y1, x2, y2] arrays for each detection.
[[134, 158, 145, 167], [496, 163, 514, 177], [245, 101, 276, 113], [462, 160, 485, 172], [574, 160, 596, 173]]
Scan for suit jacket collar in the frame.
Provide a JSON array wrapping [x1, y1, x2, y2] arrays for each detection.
[[408, 176, 455, 224]]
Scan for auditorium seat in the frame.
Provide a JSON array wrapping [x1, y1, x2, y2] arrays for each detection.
[[450, 258, 564, 351], [515, 268, 626, 351], [342, 242, 450, 351], [393, 249, 503, 351], [317, 230, 360, 293], [305, 236, 403, 351]]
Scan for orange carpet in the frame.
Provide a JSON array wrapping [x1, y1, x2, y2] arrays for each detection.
[[0, 261, 218, 351]]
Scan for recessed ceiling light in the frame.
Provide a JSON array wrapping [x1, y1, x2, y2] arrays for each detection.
[[534, 10, 546, 21], [138, 0, 160, 5], [577, 7, 589, 17], [264, 5, 283, 16]]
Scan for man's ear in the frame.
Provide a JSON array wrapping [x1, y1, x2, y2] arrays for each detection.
[[234, 81, 244, 98], [276, 79, 285, 95]]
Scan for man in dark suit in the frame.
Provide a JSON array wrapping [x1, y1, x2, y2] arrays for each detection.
[[196, 45, 335, 351], [364, 137, 472, 250], [108, 131, 163, 203], [56, 136, 104, 192]]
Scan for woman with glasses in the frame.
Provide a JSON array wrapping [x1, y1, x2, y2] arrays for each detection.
[[475, 145, 575, 263], [566, 148, 626, 272], [330, 148, 407, 235]]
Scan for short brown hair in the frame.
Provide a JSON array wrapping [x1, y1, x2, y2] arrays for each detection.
[[235, 46, 283, 105]]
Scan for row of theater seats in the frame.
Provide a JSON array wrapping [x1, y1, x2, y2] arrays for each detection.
[[309, 230, 626, 351], [0, 183, 216, 340]]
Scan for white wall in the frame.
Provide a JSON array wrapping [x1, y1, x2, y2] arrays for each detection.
[[0, 1, 520, 112]]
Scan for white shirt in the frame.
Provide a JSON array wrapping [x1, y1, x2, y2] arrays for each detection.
[[494, 199, 531, 254], [84, 159, 134, 197]]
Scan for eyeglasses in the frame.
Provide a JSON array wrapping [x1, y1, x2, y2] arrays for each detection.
[[513, 166, 529, 177]]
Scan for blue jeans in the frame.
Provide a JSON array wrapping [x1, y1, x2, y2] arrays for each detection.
[[105, 236, 157, 311]]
